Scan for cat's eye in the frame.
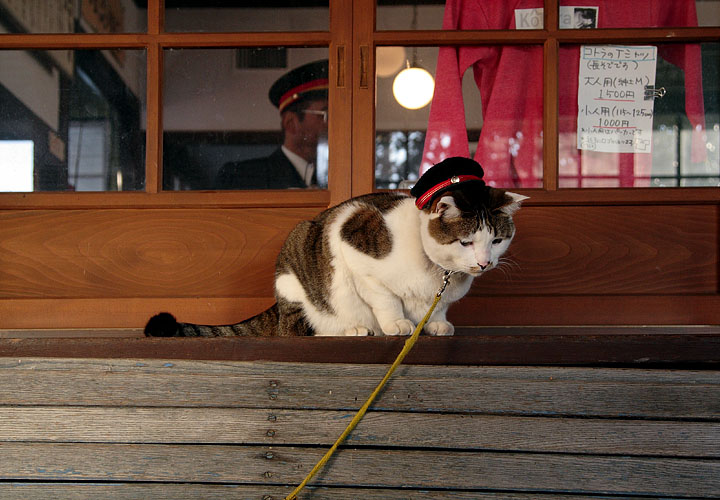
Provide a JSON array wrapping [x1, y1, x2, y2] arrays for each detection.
[[460, 240, 473, 247], [492, 238, 504, 245]]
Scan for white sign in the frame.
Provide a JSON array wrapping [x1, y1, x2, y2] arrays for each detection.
[[577, 45, 657, 154]]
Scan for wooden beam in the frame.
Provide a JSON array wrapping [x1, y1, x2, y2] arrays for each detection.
[[1, 333, 718, 366]]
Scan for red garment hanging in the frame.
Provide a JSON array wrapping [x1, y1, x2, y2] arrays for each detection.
[[421, 0, 705, 188]]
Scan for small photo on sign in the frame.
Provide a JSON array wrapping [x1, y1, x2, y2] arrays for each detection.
[[572, 8, 598, 29]]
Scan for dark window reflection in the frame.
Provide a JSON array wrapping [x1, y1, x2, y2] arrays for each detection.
[[163, 49, 329, 191], [0, 0, 146, 34], [0, 49, 146, 192], [164, 2, 329, 33]]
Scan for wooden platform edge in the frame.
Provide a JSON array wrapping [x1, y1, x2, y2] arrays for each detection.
[[0, 333, 718, 367]]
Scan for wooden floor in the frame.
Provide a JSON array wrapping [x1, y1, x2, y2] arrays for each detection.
[[0, 357, 718, 498]]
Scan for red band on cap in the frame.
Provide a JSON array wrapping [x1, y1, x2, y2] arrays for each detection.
[[278, 78, 329, 111], [415, 175, 483, 209]]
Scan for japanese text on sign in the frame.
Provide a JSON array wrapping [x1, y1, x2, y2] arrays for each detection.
[[577, 45, 657, 153]]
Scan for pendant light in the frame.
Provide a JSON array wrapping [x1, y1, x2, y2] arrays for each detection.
[[392, 6, 435, 110]]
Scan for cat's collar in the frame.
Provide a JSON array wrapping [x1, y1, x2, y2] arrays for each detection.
[[415, 175, 483, 210]]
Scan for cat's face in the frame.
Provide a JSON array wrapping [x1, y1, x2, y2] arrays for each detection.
[[420, 188, 527, 276]]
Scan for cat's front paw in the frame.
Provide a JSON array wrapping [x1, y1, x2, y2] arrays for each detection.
[[343, 326, 373, 336], [381, 319, 415, 336], [425, 321, 454, 336]]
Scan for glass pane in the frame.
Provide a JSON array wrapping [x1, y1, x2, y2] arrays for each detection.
[[0, 0, 146, 34], [558, 0, 719, 29], [559, 43, 719, 188], [0, 49, 146, 192], [376, 45, 543, 189], [163, 48, 329, 190], [379, 1, 720, 31], [165, 3, 328, 32], [376, 2, 444, 30]]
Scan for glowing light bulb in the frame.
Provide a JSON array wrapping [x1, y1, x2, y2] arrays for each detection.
[[392, 65, 434, 110]]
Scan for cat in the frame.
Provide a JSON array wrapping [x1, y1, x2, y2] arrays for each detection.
[[144, 157, 527, 338]]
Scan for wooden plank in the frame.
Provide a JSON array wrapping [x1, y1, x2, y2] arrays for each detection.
[[5, 358, 719, 383], [1, 407, 717, 457], [0, 297, 277, 329], [0, 189, 331, 209], [0, 443, 717, 496], [328, 0, 353, 206], [0, 328, 142, 339], [449, 295, 720, 326], [1, 325, 719, 339], [0, 207, 321, 299], [0, 297, 276, 329], [0, 483, 673, 500], [472, 205, 718, 295], [0, 360, 718, 418], [1, 334, 719, 366], [351, 0, 376, 197], [3, 295, 720, 329]]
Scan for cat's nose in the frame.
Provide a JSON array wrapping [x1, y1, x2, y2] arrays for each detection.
[[477, 262, 489, 270]]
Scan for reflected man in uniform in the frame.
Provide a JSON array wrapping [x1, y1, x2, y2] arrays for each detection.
[[215, 59, 328, 189]]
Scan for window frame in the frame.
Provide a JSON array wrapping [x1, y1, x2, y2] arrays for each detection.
[[365, 0, 720, 203], [0, 1, 718, 205]]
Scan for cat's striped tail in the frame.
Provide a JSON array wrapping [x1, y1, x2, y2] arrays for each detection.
[[144, 304, 280, 337]]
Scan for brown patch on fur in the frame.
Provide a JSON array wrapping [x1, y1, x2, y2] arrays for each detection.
[[276, 192, 406, 316], [362, 192, 408, 213], [341, 206, 392, 258], [426, 196, 481, 245], [426, 186, 516, 245], [276, 219, 334, 314]]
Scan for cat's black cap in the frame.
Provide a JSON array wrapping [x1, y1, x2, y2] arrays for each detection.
[[269, 59, 329, 111], [411, 156, 486, 209]]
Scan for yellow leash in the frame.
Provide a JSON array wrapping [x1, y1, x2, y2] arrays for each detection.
[[284, 270, 454, 500]]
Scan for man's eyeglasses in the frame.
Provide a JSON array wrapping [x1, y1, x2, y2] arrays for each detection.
[[302, 109, 328, 123]]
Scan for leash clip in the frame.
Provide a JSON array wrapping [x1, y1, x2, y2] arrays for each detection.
[[437, 270, 456, 297]]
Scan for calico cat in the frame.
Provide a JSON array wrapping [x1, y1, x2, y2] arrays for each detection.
[[145, 157, 526, 337]]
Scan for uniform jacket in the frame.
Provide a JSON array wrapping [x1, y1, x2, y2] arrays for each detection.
[[215, 148, 306, 190]]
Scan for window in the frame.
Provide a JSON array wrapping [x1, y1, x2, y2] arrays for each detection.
[[374, 1, 719, 191], [0, 1, 719, 332]]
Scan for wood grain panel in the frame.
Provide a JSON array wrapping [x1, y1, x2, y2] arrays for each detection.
[[0, 204, 716, 328], [2, 360, 717, 418], [0, 484, 673, 500], [0, 208, 321, 299], [448, 295, 720, 326], [2, 334, 720, 366], [1, 443, 717, 496], [2, 294, 719, 329], [2, 407, 716, 457], [473, 205, 718, 295], [0, 358, 717, 497]]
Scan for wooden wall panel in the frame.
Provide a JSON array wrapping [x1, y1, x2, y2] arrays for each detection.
[[473, 205, 718, 296], [0, 297, 275, 329], [0, 207, 321, 299], [0, 204, 717, 329], [448, 295, 720, 326]]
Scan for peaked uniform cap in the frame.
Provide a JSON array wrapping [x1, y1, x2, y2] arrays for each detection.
[[410, 156, 486, 209], [269, 59, 329, 111]]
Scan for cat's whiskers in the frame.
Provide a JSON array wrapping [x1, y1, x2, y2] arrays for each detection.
[[493, 257, 521, 282]]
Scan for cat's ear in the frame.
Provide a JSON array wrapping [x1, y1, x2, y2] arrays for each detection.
[[498, 192, 529, 216], [432, 195, 462, 219]]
